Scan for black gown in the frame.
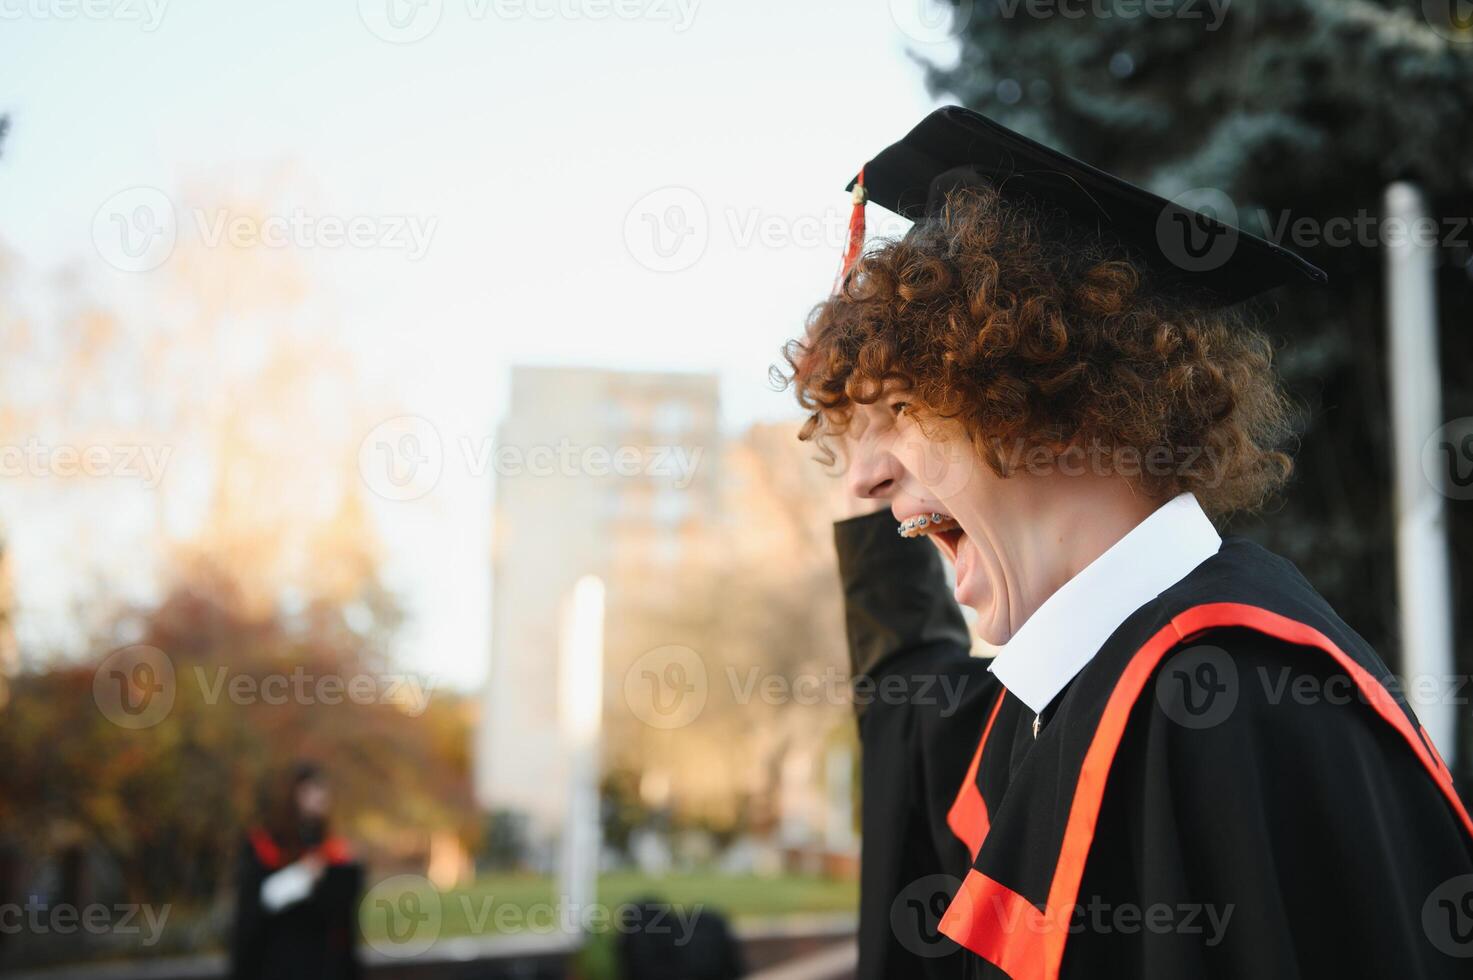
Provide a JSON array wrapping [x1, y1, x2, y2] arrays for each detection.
[[834, 509, 1473, 979]]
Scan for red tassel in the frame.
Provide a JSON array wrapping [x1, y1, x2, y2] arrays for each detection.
[[832, 165, 866, 294]]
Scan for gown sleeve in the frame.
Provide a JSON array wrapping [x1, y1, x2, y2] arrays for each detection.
[[1072, 625, 1473, 978], [833, 510, 1003, 979]]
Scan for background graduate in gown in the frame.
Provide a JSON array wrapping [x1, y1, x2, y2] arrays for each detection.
[[230, 761, 362, 980]]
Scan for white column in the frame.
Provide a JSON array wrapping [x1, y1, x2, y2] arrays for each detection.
[[1383, 182, 1457, 764], [557, 575, 605, 937]]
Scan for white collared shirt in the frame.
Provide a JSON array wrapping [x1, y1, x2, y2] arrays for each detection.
[[987, 492, 1222, 716]]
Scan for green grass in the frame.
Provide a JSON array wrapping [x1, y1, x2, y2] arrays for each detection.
[[405, 871, 858, 980], [363, 870, 858, 941], [20, 872, 853, 979]]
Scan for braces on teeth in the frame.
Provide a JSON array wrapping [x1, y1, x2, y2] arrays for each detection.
[[897, 513, 956, 538]]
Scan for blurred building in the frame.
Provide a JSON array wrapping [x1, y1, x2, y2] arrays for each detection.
[[475, 366, 721, 851], [0, 537, 15, 709]]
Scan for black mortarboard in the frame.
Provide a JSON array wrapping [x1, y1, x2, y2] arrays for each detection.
[[837, 106, 1326, 307]]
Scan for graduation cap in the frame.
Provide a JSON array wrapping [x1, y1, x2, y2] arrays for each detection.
[[835, 106, 1326, 307]]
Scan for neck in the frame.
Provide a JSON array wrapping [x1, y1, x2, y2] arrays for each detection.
[[1003, 477, 1164, 637]]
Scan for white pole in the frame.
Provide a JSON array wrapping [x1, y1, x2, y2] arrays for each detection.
[[1384, 181, 1457, 764], [557, 575, 605, 939], [824, 744, 855, 853]]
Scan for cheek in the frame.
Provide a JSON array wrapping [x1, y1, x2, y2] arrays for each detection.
[[890, 424, 981, 502]]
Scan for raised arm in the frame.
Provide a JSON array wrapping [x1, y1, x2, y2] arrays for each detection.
[[833, 508, 1000, 978]]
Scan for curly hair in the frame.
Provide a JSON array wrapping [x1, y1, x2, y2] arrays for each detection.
[[782, 185, 1294, 518]]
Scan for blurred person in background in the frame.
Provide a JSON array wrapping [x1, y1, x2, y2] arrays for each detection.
[[616, 897, 744, 980], [788, 107, 1473, 978], [230, 761, 362, 980]]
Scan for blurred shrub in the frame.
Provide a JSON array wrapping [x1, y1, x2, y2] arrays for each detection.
[[0, 568, 476, 913]]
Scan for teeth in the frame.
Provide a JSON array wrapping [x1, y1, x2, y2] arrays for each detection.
[[897, 512, 955, 538]]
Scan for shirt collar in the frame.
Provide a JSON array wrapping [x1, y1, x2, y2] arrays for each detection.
[[987, 492, 1221, 716]]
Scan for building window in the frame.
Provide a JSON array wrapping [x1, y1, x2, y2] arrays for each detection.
[[652, 399, 692, 437], [652, 489, 691, 526]]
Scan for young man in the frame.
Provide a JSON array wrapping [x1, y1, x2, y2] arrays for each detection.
[[790, 107, 1473, 978]]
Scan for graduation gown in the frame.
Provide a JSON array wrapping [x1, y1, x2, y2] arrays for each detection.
[[834, 509, 1473, 979], [229, 829, 363, 980]]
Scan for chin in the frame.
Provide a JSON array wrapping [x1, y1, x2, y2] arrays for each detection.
[[972, 618, 1011, 647], [959, 585, 1010, 645], [955, 579, 1003, 641]]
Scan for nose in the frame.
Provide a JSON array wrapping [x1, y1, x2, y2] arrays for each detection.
[[846, 437, 905, 501]]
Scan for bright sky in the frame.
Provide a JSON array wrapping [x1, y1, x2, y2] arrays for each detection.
[[0, 0, 957, 688]]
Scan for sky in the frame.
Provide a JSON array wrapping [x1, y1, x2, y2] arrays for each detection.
[[0, 0, 959, 688]]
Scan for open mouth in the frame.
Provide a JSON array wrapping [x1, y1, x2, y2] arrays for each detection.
[[897, 512, 966, 561]]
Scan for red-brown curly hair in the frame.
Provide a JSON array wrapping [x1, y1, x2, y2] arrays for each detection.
[[782, 185, 1295, 518]]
